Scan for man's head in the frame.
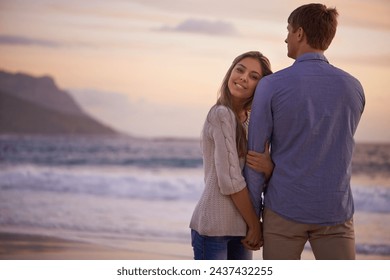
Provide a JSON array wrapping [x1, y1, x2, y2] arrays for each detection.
[[285, 3, 338, 59]]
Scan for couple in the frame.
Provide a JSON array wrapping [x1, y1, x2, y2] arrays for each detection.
[[189, 3, 365, 260]]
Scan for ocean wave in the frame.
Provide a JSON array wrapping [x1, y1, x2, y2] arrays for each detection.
[[356, 244, 390, 256], [0, 135, 203, 169], [353, 186, 390, 213], [1, 164, 390, 214], [1, 136, 390, 177], [0, 165, 204, 201]]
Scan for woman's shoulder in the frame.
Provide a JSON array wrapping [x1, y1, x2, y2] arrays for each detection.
[[208, 105, 235, 123]]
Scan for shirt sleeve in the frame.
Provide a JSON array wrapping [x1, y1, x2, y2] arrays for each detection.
[[208, 106, 246, 195], [244, 77, 274, 217]]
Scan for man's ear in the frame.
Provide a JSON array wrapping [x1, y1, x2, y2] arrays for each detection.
[[297, 27, 305, 42]]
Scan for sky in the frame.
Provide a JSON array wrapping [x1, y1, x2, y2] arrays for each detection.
[[0, 0, 389, 142]]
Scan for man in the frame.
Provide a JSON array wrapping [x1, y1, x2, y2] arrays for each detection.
[[244, 3, 365, 259]]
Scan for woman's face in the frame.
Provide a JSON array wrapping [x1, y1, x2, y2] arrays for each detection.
[[228, 57, 262, 103]]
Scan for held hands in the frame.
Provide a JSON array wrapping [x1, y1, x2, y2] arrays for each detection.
[[242, 221, 263, 251], [230, 188, 263, 251], [246, 141, 274, 181]]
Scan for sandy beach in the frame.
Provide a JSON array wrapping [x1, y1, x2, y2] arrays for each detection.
[[1, 232, 388, 260]]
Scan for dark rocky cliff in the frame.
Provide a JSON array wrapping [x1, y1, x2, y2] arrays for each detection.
[[0, 70, 118, 135]]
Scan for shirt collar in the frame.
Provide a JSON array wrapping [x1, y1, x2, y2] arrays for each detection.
[[294, 52, 329, 64]]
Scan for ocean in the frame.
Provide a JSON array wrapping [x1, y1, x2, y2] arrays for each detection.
[[0, 135, 389, 258]]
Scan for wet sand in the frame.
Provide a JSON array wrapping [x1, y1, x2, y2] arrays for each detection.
[[1, 232, 388, 260]]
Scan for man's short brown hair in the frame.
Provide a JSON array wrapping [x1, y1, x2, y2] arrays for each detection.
[[288, 3, 338, 50]]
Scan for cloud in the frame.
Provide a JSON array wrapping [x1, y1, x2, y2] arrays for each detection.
[[157, 18, 239, 36], [0, 35, 61, 48]]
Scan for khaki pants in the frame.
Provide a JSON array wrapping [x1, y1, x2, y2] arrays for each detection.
[[262, 207, 356, 260]]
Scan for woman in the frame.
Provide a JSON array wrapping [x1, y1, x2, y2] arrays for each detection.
[[190, 51, 273, 260]]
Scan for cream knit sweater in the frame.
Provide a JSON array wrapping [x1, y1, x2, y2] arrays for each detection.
[[190, 105, 248, 237]]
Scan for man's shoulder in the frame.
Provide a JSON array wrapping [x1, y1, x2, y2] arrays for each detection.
[[329, 64, 361, 81], [259, 66, 295, 89], [264, 65, 295, 81]]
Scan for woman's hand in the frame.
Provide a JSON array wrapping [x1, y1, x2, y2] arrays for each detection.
[[246, 141, 274, 181], [230, 187, 263, 251], [241, 221, 263, 251]]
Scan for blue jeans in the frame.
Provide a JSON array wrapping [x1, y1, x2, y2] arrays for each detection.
[[191, 229, 252, 260]]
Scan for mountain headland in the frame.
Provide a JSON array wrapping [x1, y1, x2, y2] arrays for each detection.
[[0, 70, 118, 136]]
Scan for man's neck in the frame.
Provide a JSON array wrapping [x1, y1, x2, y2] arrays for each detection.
[[295, 44, 324, 59]]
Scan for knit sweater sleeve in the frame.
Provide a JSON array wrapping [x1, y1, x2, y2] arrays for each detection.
[[208, 106, 246, 195]]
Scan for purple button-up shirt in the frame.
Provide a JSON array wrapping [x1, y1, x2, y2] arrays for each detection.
[[244, 53, 365, 225]]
